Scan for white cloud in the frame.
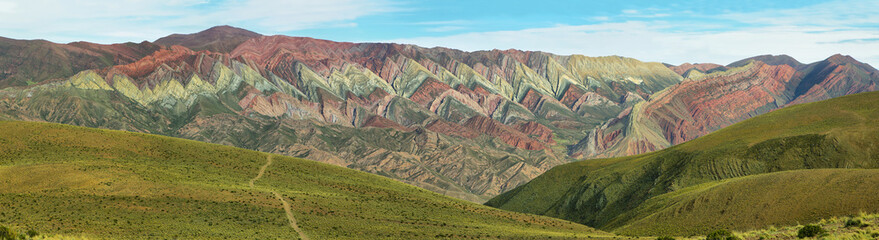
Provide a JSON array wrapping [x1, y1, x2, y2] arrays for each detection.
[[425, 26, 465, 32], [721, 0, 879, 27], [0, 1, 15, 13], [0, 0, 400, 43], [591, 16, 610, 21], [412, 20, 470, 26], [387, 22, 879, 67], [388, 0, 879, 67]]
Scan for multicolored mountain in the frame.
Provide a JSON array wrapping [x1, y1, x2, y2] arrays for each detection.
[[570, 54, 879, 159], [0, 26, 876, 203]]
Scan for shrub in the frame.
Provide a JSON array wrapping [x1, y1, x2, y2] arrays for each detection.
[[657, 236, 675, 240], [844, 218, 869, 228], [25, 229, 37, 238], [706, 229, 738, 240], [797, 225, 824, 238], [0, 226, 16, 240]]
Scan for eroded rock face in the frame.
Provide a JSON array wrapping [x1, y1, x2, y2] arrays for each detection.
[[464, 115, 546, 150], [572, 56, 879, 159]]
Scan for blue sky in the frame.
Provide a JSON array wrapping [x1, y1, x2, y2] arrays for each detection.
[[1, 0, 877, 66]]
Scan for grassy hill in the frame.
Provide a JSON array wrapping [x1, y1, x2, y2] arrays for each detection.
[[614, 169, 879, 236], [0, 121, 611, 239], [486, 90, 879, 235]]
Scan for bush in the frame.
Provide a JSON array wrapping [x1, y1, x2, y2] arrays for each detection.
[[706, 229, 738, 240], [797, 225, 825, 238], [844, 218, 869, 228], [25, 229, 37, 238], [657, 236, 675, 240], [0, 226, 16, 240]]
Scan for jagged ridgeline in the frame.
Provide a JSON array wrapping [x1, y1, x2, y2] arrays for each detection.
[[488, 91, 879, 235], [0, 28, 682, 202]]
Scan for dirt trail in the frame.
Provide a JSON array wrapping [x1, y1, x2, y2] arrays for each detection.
[[249, 155, 272, 188], [249, 155, 311, 240], [273, 191, 310, 240]]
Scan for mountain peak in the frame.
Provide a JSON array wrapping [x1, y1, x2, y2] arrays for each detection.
[[727, 54, 803, 68], [155, 25, 261, 53], [826, 53, 857, 64]]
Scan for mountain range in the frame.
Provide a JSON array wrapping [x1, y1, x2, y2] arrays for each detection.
[[0, 25, 877, 203]]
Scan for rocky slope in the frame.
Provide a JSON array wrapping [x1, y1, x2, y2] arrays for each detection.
[[570, 55, 879, 158], [0, 27, 683, 202]]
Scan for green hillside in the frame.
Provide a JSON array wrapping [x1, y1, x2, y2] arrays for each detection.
[[615, 169, 879, 236], [487, 90, 879, 235], [0, 121, 610, 239]]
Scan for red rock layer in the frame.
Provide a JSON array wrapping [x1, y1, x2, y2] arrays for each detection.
[[463, 115, 545, 150], [513, 121, 555, 144], [106, 46, 196, 79], [362, 115, 414, 132], [644, 62, 800, 145], [409, 78, 453, 106], [425, 120, 479, 139]]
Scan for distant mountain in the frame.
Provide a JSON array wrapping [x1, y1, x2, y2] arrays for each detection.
[[155, 25, 261, 53], [488, 91, 879, 235], [727, 54, 803, 68], [570, 54, 879, 159], [666, 62, 726, 76], [0, 120, 609, 239], [0, 37, 160, 88]]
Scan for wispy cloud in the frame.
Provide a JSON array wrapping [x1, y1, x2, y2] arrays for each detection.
[[410, 20, 470, 33], [0, 1, 16, 13], [0, 0, 402, 43], [831, 38, 879, 44], [720, 0, 879, 27], [425, 26, 466, 32], [388, 0, 879, 66], [412, 20, 471, 26]]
